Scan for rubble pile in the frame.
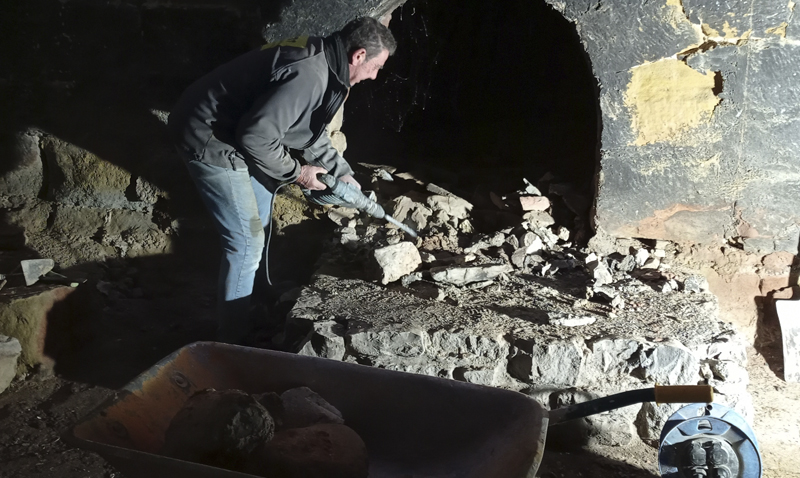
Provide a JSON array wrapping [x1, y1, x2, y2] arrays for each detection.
[[162, 386, 367, 478], [284, 166, 753, 447]]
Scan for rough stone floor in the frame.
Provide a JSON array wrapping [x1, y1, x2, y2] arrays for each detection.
[[0, 166, 798, 477]]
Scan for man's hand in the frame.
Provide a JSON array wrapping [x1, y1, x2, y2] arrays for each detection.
[[339, 174, 361, 190], [295, 165, 328, 190]]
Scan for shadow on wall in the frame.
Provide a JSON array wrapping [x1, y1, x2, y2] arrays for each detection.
[[0, 0, 263, 189], [344, 0, 600, 196]]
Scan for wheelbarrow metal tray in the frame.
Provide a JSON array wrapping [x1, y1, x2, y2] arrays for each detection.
[[70, 341, 546, 478]]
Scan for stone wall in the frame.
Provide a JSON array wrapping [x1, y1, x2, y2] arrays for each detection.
[[547, 0, 800, 255], [548, 0, 800, 344]]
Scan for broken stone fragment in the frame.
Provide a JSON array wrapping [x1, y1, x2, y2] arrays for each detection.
[[634, 248, 650, 267], [540, 262, 558, 277], [511, 248, 528, 268], [245, 424, 368, 478], [426, 195, 473, 219], [280, 386, 344, 429], [519, 231, 536, 247], [593, 264, 614, 287], [336, 227, 359, 247], [683, 275, 710, 293], [298, 321, 346, 361], [618, 255, 636, 272], [522, 177, 541, 196], [526, 236, 544, 254], [400, 272, 423, 287], [371, 242, 421, 285], [636, 341, 700, 385], [585, 252, 599, 268], [162, 389, 274, 470], [523, 210, 555, 227], [0, 335, 22, 394], [429, 264, 513, 286], [505, 234, 520, 249], [554, 226, 570, 242], [458, 219, 475, 234], [535, 227, 560, 249], [519, 195, 551, 211], [590, 285, 619, 303], [464, 232, 506, 253], [327, 207, 358, 226]]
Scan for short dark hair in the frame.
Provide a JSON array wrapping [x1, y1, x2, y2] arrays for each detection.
[[340, 17, 397, 60]]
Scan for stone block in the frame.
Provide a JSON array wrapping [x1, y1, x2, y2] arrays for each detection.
[[580, 337, 640, 386], [346, 325, 429, 359], [429, 330, 507, 362], [519, 196, 550, 212], [0, 335, 22, 394], [637, 341, 700, 385], [526, 339, 585, 387], [0, 285, 84, 373], [371, 242, 421, 285]]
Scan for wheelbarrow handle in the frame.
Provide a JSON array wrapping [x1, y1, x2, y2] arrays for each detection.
[[547, 385, 714, 426], [654, 384, 714, 404]]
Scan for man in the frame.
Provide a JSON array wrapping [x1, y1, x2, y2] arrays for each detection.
[[168, 17, 396, 343]]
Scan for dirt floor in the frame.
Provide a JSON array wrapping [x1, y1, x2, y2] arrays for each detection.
[[1, 234, 799, 478]]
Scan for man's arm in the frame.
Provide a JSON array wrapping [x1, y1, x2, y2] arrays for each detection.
[[304, 132, 355, 179], [236, 74, 325, 183]]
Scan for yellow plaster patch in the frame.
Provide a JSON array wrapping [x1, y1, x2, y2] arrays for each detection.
[[766, 22, 789, 37], [790, 1, 796, 12], [625, 60, 720, 146], [702, 23, 720, 36], [666, 0, 682, 5], [722, 21, 739, 37]]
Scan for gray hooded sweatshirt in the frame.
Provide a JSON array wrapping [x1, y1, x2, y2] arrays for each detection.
[[168, 34, 353, 187]]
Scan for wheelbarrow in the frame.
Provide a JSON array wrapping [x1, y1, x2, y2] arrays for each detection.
[[68, 341, 713, 478]]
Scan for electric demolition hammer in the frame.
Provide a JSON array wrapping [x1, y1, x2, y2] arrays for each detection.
[[317, 173, 418, 238]]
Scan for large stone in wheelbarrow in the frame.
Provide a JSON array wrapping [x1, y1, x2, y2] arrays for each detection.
[[279, 386, 344, 429], [245, 423, 368, 478], [162, 389, 275, 470]]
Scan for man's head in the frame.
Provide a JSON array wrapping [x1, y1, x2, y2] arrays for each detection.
[[339, 17, 397, 85]]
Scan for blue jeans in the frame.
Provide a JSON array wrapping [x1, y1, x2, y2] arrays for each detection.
[[184, 159, 274, 344]]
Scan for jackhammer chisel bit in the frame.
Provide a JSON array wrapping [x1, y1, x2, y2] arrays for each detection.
[[317, 173, 419, 238]]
